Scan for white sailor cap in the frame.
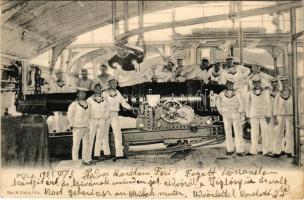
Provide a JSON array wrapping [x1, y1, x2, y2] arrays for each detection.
[[167, 58, 175, 66], [226, 56, 240, 64], [76, 87, 89, 92], [108, 75, 118, 82], [115, 39, 128, 46], [253, 62, 262, 67], [270, 77, 279, 82], [279, 76, 289, 81], [55, 70, 63, 74], [213, 59, 222, 64], [226, 78, 235, 84]]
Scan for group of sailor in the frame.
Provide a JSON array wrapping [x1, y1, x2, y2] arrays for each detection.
[[66, 64, 134, 165], [49, 44, 294, 163], [216, 57, 294, 158]]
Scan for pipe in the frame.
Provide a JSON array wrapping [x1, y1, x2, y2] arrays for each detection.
[[123, 1, 129, 32], [290, 9, 300, 166], [239, 22, 243, 64], [116, 1, 302, 41], [112, 1, 117, 42]]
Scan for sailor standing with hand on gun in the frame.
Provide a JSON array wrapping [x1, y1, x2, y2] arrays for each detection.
[[103, 77, 135, 161]]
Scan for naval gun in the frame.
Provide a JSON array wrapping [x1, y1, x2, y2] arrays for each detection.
[[16, 80, 226, 158]]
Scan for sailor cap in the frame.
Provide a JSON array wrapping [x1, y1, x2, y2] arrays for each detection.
[[270, 77, 279, 82], [279, 76, 289, 81], [76, 87, 89, 92], [226, 78, 235, 84], [226, 56, 240, 64]]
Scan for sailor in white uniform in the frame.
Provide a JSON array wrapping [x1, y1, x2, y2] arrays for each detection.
[[103, 78, 134, 160], [245, 76, 271, 156], [49, 70, 70, 133], [216, 79, 245, 156], [87, 83, 109, 161], [221, 56, 250, 98], [208, 59, 223, 84], [268, 78, 280, 156], [67, 87, 94, 165], [272, 76, 294, 158]]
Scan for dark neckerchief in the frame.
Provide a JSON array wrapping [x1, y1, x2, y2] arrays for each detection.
[[108, 89, 118, 97], [92, 95, 104, 103], [228, 70, 237, 75], [224, 90, 236, 98], [77, 100, 88, 110], [99, 74, 110, 81], [56, 81, 65, 88], [117, 52, 129, 59], [212, 71, 221, 77], [280, 89, 292, 100], [270, 90, 279, 98], [252, 88, 263, 96]]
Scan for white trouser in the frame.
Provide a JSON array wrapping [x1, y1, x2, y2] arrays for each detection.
[[223, 113, 244, 153], [250, 118, 268, 155], [72, 127, 90, 162], [104, 112, 124, 157], [268, 117, 276, 153], [54, 112, 63, 132], [89, 118, 106, 157], [274, 116, 294, 155]]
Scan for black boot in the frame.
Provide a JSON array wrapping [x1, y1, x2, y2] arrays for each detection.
[[286, 153, 293, 158], [271, 154, 281, 158], [226, 151, 234, 155], [113, 155, 128, 162], [82, 161, 96, 166]]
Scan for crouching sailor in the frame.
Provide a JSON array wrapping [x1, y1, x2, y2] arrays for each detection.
[[67, 87, 94, 165], [88, 83, 109, 161], [103, 78, 134, 161], [216, 79, 245, 156]]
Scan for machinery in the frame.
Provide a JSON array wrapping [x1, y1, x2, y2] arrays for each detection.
[[15, 80, 226, 158]]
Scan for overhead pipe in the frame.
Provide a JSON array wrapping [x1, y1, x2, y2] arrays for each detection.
[[123, 1, 129, 32], [112, 1, 117, 43], [115, 1, 302, 41]]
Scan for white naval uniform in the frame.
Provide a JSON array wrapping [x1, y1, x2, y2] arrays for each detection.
[[221, 65, 250, 98], [87, 94, 109, 158], [104, 89, 132, 157], [186, 66, 209, 84], [67, 100, 90, 162], [268, 90, 279, 153], [49, 81, 70, 132], [246, 89, 271, 155], [208, 68, 223, 84], [247, 72, 272, 90], [216, 90, 245, 153], [92, 74, 114, 90], [273, 91, 294, 155], [153, 65, 174, 82]]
